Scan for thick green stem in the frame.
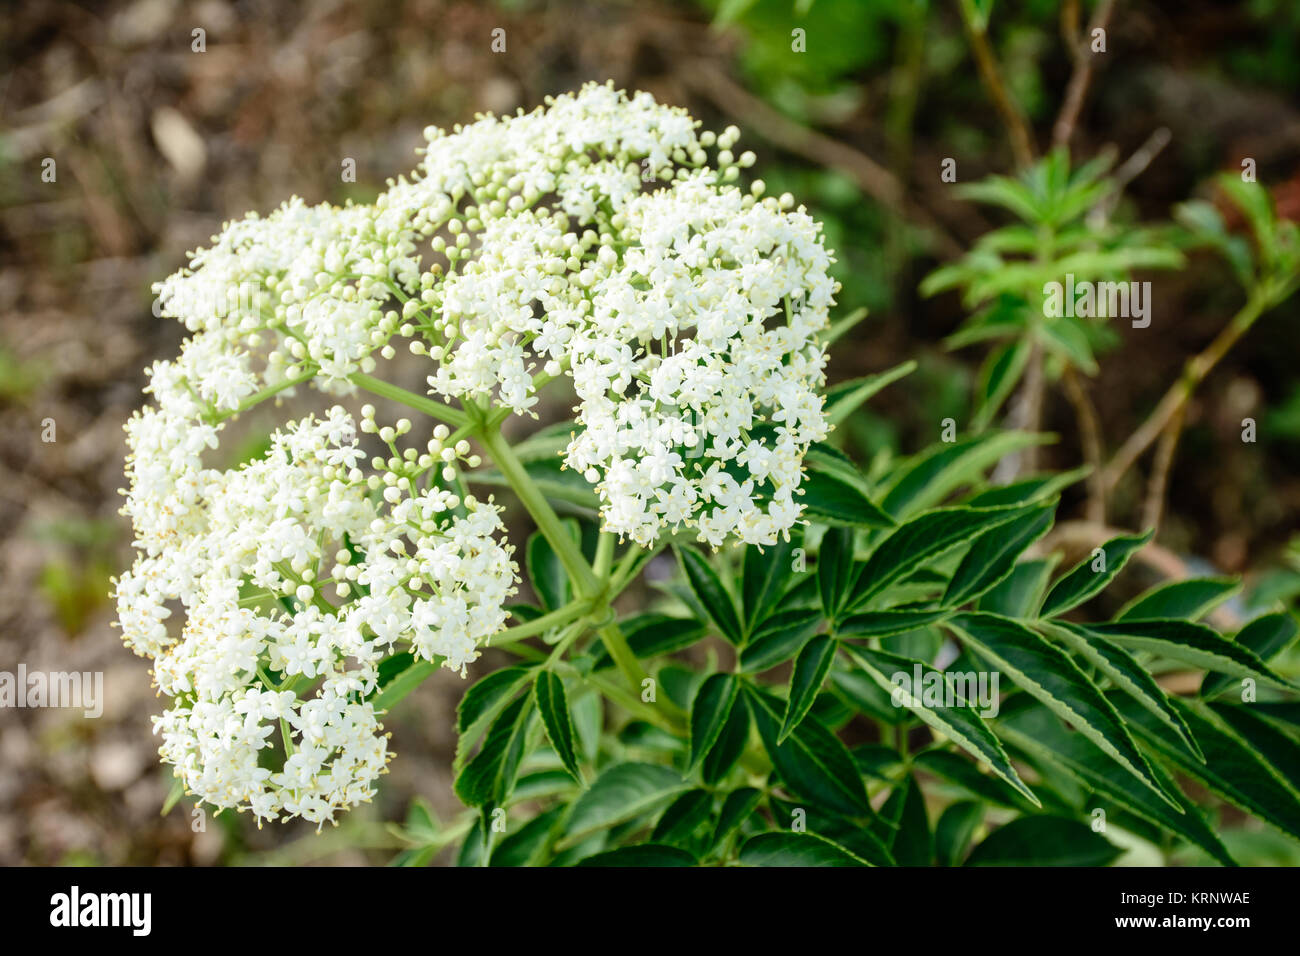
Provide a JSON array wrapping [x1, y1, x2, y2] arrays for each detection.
[[349, 372, 470, 428], [491, 596, 598, 646], [478, 424, 647, 694], [479, 426, 597, 591]]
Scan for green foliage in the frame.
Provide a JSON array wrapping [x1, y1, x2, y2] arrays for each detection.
[[922, 148, 1185, 426], [387, 369, 1300, 866]]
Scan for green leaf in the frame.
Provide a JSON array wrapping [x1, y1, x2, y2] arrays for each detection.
[[591, 615, 707, 670], [842, 644, 1037, 804], [1114, 695, 1300, 843], [651, 789, 714, 847], [771, 798, 897, 866], [1201, 612, 1299, 698], [847, 505, 1033, 612], [824, 361, 916, 427], [878, 775, 932, 865], [1207, 702, 1300, 794], [570, 690, 603, 763], [389, 845, 439, 867], [456, 815, 491, 867], [490, 807, 564, 867], [739, 831, 868, 867], [510, 421, 578, 462], [740, 609, 823, 672], [995, 700, 1235, 867], [742, 532, 801, 634], [779, 635, 839, 742], [824, 306, 870, 346], [934, 801, 985, 866], [947, 612, 1179, 809], [955, 174, 1042, 224], [1219, 175, 1277, 256], [577, 844, 697, 867], [818, 526, 855, 622], [800, 467, 894, 528], [747, 686, 870, 817], [943, 295, 1033, 349], [973, 340, 1030, 431], [977, 557, 1055, 617], [689, 673, 740, 771], [1176, 196, 1255, 285], [964, 466, 1088, 508], [534, 671, 582, 783], [505, 603, 545, 624], [1045, 620, 1202, 760], [1117, 577, 1241, 622], [370, 656, 439, 715], [702, 698, 751, 786], [454, 665, 536, 772], [526, 525, 573, 613], [838, 608, 950, 639], [454, 694, 536, 809], [513, 769, 580, 805], [830, 666, 908, 724], [712, 787, 762, 851], [1039, 316, 1098, 374], [1039, 530, 1152, 617], [879, 432, 1051, 518], [676, 545, 743, 644], [161, 772, 185, 816], [1090, 619, 1297, 692], [943, 501, 1055, 607], [912, 749, 1039, 812], [560, 762, 686, 848], [965, 816, 1122, 866]]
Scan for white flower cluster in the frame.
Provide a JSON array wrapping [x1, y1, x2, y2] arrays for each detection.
[[117, 82, 836, 824], [418, 86, 837, 546], [117, 406, 516, 825]]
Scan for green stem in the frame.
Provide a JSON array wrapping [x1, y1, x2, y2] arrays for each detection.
[[349, 372, 470, 428], [593, 532, 615, 578], [580, 668, 677, 734], [206, 368, 317, 423], [479, 426, 598, 593], [491, 596, 597, 646], [478, 423, 648, 694]]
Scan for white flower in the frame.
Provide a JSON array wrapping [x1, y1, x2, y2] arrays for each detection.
[[117, 81, 836, 825]]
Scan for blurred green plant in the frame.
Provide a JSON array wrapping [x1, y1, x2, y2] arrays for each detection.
[[921, 147, 1184, 432], [33, 517, 118, 637]]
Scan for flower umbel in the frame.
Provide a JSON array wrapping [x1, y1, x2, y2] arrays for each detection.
[[116, 83, 837, 826]]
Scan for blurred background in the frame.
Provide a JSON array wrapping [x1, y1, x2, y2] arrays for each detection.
[[2, 0, 1300, 865]]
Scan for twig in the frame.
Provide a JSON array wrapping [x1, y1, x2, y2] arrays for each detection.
[[1061, 365, 1106, 522], [1052, 0, 1118, 147], [1060, 0, 1084, 68], [1141, 398, 1186, 534], [993, 340, 1045, 481], [1088, 127, 1171, 226], [1111, 126, 1172, 190], [957, 0, 1036, 168], [1103, 293, 1266, 492], [680, 59, 963, 258]]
